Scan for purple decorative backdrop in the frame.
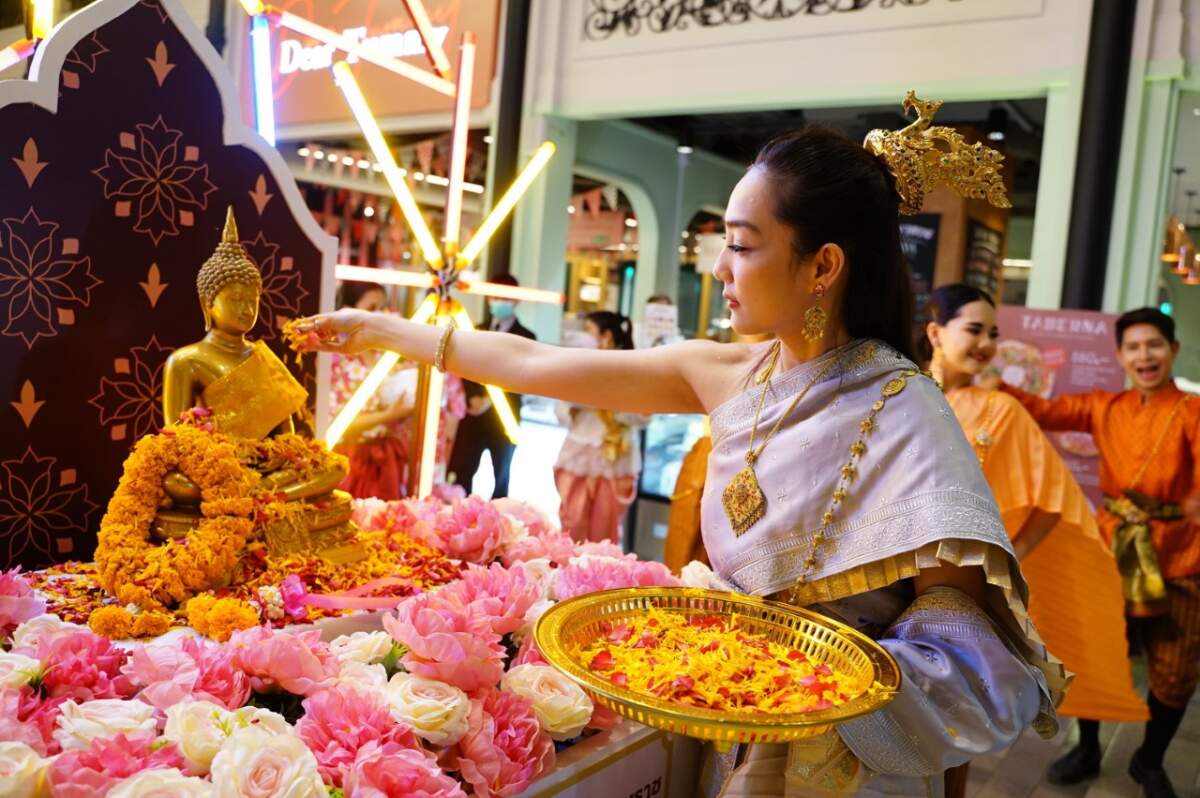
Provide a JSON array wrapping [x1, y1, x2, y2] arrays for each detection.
[[0, 0, 327, 568]]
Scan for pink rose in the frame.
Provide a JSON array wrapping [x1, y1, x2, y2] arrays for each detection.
[[346, 740, 467, 798], [0, 688, 65, 756], [452, 690, 554, 798], [553, 558, 680, 601], [412, 497, 506, 564], [229, 627, 338, 697], [47, 732, 185, 798], [37, 629, 133, 701], [0, 569, 44, 640], [438, 563, 540, 636], [501, 531, 580, 568], [296, 685, 425, 788], [383, 593, 505, 693]]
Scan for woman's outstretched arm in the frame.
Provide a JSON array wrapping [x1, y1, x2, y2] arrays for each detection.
[[297, 309, 743, 415]]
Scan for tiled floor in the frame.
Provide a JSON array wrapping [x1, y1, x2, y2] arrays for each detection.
[[967, 669, 1200, 797]]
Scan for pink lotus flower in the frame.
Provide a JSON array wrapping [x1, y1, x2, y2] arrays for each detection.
[[512, 636, 548, 667], [297, 684, 426, 788], [37, 629, 133, 701], [0, 568, 45, 640], [576, 541, 632, 560], [228, 626, 338, 697], [432, 483, 467, 504], [47, 731, 185, 798], [452, 689, 554, 798], [491, 499, 555, 540], [501, 532, 579, 568], [185, 637, 251, 710], [122, 637, 250, 711], [554, 558, 680, 601], [587, 703, 620, 732], [412, 496, 506, 565], [0, 687, 66, 756], [347, 740, 467, 798], [383, 593, 505, 693], [438, 563, 540, 636]]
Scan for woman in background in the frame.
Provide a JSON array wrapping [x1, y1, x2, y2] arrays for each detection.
[[330, 283, 464, 499], [554, 311, 645, 544], [924, 284, 1145, 731]]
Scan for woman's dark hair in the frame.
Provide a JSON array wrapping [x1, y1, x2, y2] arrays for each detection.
[[337, 281, 386, 310], [586, 311, 634, 350], [914, 283, 996, 364], [1116, 307, 1176, 346], [752, 126, 916, 361]]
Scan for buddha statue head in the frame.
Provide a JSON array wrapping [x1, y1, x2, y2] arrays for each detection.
[[197, 207, 262, 335]]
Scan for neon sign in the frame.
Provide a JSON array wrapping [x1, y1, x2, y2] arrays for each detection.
[[278, 25, 449, 75]]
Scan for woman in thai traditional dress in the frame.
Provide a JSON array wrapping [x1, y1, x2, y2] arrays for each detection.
[[554, 311, 645, 543], [329, 282, 464, 498], [922, 285, 1147, 790], [297, 111, 1063, 794]]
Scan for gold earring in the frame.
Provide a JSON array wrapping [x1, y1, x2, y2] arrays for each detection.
[[803, 285, 827, 342]]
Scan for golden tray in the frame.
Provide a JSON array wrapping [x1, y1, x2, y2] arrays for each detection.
[[534, 587, 901, 748]]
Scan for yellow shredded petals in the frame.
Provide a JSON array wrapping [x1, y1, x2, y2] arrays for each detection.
[[574, 608, 859, 714], [88, 605, 135, 639]]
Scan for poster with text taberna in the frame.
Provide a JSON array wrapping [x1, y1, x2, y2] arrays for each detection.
[[993, 306, 1125, 508]]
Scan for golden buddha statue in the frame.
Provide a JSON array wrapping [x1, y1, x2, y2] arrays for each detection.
[[157, 208, 358, 559]]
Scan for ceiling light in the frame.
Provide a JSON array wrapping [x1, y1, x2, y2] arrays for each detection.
[[327, 153, 339, 163], [676, 145, 693, 155], [297, 146, 311, 157], [567, 205, 576, 214], [357, 159, 371, 169], [363, 206, 375, 217], [313, 150, 325, 160], [625, 218, 638, 228], [483, 135, 494, 144]]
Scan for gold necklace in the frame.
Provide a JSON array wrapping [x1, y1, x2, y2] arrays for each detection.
[[721, 340, 852, 536]]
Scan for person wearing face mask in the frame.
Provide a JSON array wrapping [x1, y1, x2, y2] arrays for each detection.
[[998, 307, 1200, 797], [446, 273, 536, 498], [923, 284, 1146, 796], [552, 311, 646, 544]]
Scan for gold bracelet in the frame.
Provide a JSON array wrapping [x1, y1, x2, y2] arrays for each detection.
[[434, 321, 456, 373]]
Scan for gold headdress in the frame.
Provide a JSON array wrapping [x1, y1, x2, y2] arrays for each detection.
[[197, 207, 262, 306], [865, 91, 1011, 215]]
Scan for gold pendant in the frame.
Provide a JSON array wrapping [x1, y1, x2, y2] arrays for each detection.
[[723, 465, 767, 536]]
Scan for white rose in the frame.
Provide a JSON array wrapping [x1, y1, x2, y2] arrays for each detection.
[[164, 701, 232, 773], [109, 769, 214, 798], [335, 661, 388, 692], [517, 598, 556, 642], [11, 614, 82, 651], [384, 672, 471, 746], [210, 727, 325, 798], [231, 707, 293, 737], [514, 558, 556, 600], [501, 664, 593, 741], [53, 698, 157, 750], [0, 742, 49, 798], [0, 652, 40, 689], [328, 631, 394, 665]]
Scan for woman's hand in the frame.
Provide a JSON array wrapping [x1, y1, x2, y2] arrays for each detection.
[[293, 309, 381, 354]]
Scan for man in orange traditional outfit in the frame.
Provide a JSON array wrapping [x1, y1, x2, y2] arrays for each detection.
[[1003, 308, 1200, 798]]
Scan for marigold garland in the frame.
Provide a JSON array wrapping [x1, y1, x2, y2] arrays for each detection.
[[186, 594, 260, 642], [95, 425, 258, 612]]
